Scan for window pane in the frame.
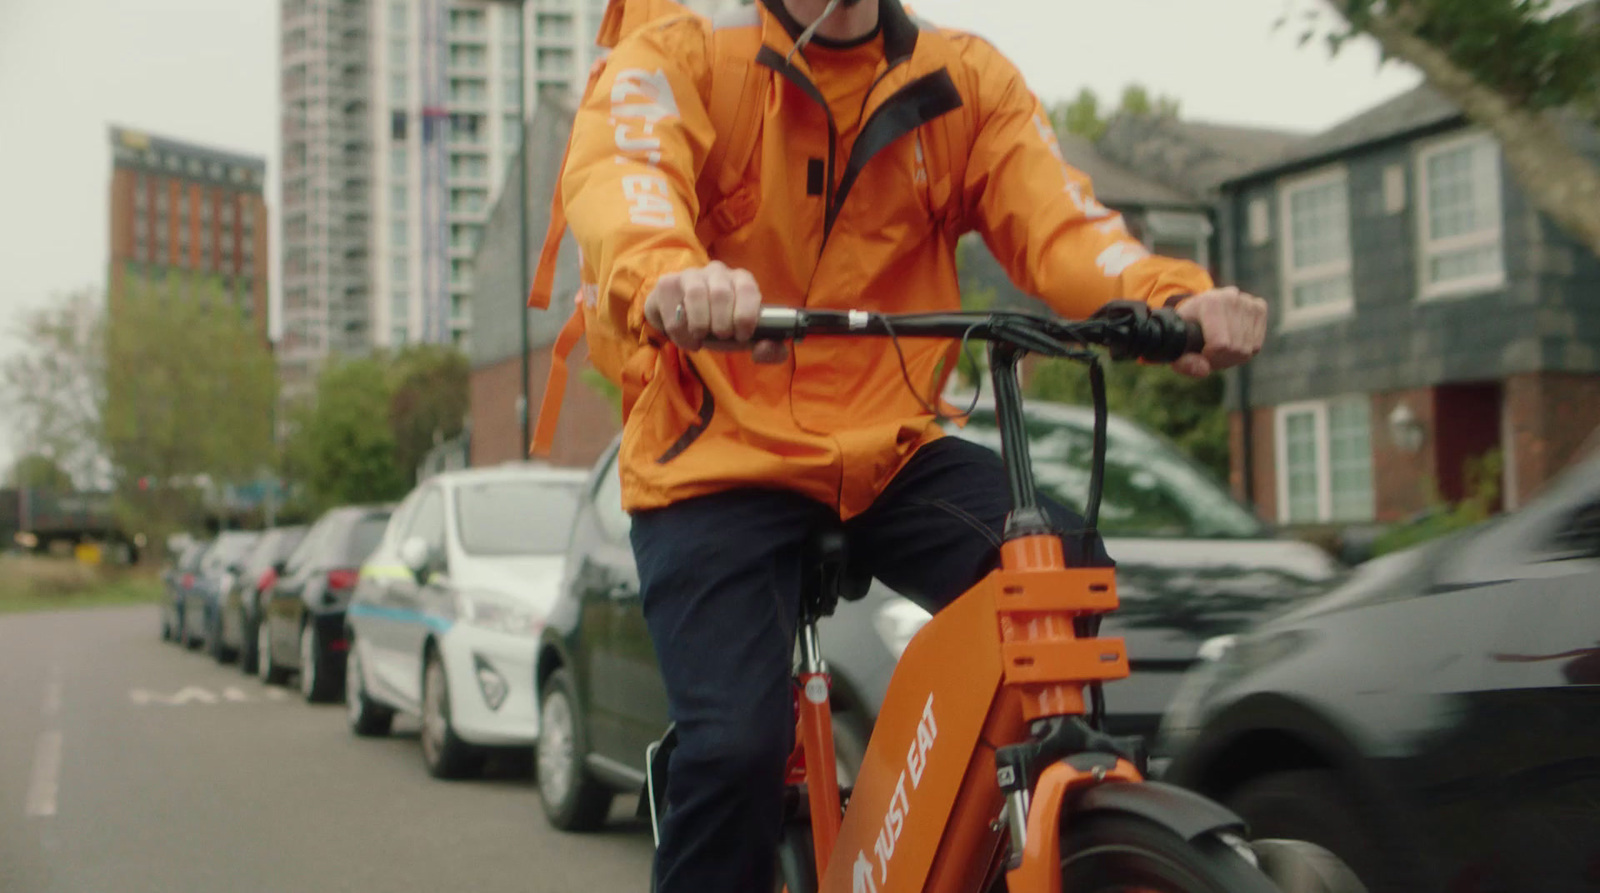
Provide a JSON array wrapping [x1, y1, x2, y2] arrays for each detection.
[[1328, 399, 1374, 521], [1428, 244, 1503, 285], [390, 146, 407, 177], [1426, 144, 1486, 240], [1288, 178, 1349, 271], [1283, 411, 1320, 523], [391, 220, 407, 247]]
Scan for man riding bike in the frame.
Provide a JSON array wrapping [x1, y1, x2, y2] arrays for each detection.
[[559, 0, 1269, 889]]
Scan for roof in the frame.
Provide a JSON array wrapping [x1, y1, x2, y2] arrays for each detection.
[[1054, 131, 1201, 209], [1097, 115, 1310, 199], [109, 125, 267, 174], [1224, 85, 1464, 186]]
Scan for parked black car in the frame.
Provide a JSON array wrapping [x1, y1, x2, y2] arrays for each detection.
[[217, 525, 308, 671], [533, 400, 1341, 831], [1157, 451, 1600, 893], [257, 506, 390, 702], [181, 530, 260, 651], [161, 539, 210, 644]]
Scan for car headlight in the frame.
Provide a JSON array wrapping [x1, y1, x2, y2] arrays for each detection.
[[873, 598, 932, 659], [456, 592, 541, 636]]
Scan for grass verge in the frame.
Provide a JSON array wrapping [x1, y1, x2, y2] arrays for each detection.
[[0, 555, 165, 615]]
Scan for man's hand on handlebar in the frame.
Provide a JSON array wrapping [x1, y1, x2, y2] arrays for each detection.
[[1171, 287, 1268, 379], [643, 261, 789, 364]]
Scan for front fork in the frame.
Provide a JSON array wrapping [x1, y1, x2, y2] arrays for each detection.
[[995, 716, 1148, 891]]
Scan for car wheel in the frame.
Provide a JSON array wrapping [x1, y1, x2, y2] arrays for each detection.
[[345, 640, 395, 736], [238, 609, 258, 675], [299, 622, 341, 703], [207, 611, 236, 664], [1227, 770, 1399, 893], [420, 649, 484, 779], [257, 618, 289, 685], [536, 668, 613, 832]]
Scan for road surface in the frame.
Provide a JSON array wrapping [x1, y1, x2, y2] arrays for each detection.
[[0, 605, 655, 893]]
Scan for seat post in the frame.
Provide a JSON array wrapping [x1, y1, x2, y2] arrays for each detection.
[[798, 608, 826, 675]]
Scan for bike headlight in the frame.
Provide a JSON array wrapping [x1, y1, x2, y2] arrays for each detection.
[[873, 598, 931, 659], [456, 592, 540, 636]]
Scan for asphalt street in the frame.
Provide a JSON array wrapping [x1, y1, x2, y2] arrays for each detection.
[[0, 605, 656, 893]]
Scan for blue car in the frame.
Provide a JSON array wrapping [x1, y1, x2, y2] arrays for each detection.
[[162, 539, 210, 645]]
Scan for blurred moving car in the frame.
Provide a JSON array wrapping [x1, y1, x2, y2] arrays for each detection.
[[532, 401, 1339, 831], [1156, 451, 1600, 892], [179, 530, 260, 652], [345, 465, 587, 778], [217, 525, 308, 671], [257, 505, 391, 702], [162, 539, 210, 644]]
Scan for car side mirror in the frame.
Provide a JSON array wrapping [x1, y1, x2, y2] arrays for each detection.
[[399, 536, 432, 582]]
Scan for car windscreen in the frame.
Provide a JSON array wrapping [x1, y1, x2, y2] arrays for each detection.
[[956, 411, 1264, 539], [202, 533, 259, 573], [455, 480, 581, 556], [337, 515, 390, 566]]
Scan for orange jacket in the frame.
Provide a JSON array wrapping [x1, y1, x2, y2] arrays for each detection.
[[562, 0, 1215, 518]]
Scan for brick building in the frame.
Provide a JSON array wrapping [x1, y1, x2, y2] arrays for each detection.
[[467, 94, 616, 470], [108, 126, 269, 340], [1219, 87, 1600, 524]]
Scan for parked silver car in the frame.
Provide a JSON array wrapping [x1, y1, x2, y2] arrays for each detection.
[[345, 463, 588, 778]]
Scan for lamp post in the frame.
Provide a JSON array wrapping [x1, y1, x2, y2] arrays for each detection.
[[490, 0, 533, 457]]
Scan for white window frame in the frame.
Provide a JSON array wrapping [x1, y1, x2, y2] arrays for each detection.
[[1277, 166, 1353, 328], [1274, 396, 1374, 525], [1415, 130, 1505, 300]]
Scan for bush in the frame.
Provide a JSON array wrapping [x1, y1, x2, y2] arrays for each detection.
[[1372, 449, 1502, 557]]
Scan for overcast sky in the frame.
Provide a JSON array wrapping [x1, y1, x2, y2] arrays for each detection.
[[0, 0, 1420, 473]]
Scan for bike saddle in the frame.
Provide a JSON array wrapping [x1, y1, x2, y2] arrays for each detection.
[[802, 526, 871, 620]]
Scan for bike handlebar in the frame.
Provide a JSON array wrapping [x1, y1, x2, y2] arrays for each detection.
[[739, 301, 1204, 364]]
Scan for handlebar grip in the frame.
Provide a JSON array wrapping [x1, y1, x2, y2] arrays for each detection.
[[1184, 319, 1205, 356]]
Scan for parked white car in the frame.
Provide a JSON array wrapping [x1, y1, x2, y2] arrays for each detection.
[[344, 463, 587, 778]]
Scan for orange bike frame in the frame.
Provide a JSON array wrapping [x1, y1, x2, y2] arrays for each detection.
[[786, 533, 1137, 893]]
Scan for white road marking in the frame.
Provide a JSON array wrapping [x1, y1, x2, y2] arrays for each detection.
[[25, 730, 62, 818], [127, 685, 292, 706], [42, 666, 62, 717], [129, 686, 221, 706]]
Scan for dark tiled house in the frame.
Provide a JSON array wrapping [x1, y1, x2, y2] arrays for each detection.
[[1220, 86, 1600, 526]]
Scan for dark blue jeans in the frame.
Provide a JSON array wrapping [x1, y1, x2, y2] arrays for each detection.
[[631, 437, 1107, 893]]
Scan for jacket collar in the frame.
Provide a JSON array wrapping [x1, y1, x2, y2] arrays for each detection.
[[756, 0, 920, 64]]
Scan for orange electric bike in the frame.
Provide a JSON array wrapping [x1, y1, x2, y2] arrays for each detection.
[[643, 302, 1288, 893]]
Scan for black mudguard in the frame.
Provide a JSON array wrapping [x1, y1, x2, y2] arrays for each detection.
[[1075, 779, 1249, 842]]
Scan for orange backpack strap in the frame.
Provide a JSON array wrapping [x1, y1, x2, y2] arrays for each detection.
[[531, 301, 589, 457]]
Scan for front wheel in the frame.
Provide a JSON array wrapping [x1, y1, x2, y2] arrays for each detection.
[[1061, 814, 1279, 893], [420, 650, 484, 779]]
